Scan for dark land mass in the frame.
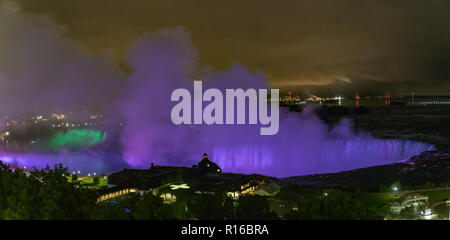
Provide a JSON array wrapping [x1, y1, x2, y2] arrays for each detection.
[[281, 150, 450, 192]]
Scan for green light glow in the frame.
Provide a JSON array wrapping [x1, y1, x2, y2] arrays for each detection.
[[169, 183, 190, 190], [49, 129, 107, 149]]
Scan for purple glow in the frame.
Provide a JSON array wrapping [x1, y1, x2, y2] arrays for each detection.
[[211, 137, 434, 177], [0, 151, 126, 174], [0, 122, 434, 177], [113, 27, 435, 177], [0, 27, 436, 178]]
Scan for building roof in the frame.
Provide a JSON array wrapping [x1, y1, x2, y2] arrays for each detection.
[[196, 153, 222, 175], [254, 183, 281, 196]]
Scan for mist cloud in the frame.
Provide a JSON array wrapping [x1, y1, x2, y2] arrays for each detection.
[[0, 0, 125, 118], [116, 26, 433, 177]]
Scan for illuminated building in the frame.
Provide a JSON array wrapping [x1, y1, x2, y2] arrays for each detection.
[[279, 92, 301, 104], [240, 179, 280, 197], [227, 191, 240, 200], [160, 192, 177, 204], [355, 93, 360, 107], [105, 156, 282, 204], [306, 94, 322, 102], [385, 91, 391, 105], [253, 183, 281, 197], [51, 113, 66, 120], [193, 153, 222, 177]]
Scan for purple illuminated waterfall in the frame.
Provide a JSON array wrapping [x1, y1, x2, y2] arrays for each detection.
[[112, 27, 435, 178], [0, 27, 436, 177], [0, 119, 434, 177], [181, 110, 435, 177], [211, 137, 434, 177]]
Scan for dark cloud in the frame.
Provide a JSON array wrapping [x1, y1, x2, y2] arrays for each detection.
[[11, 0, 450, 95], [0, 0, 125, 117]]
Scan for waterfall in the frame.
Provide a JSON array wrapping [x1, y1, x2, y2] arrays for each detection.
[[211, 138, 435, 177]]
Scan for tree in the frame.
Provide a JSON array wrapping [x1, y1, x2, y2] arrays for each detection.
[[93, 177, 99, 185], [284, 189, 378, 220], [132, 192, 176, 220], [0, 162, 97, 219], [236, 195, 278, 220], [186, 193, 229, 220]]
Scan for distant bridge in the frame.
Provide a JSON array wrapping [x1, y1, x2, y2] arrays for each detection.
[[97, 188, 138, 203]]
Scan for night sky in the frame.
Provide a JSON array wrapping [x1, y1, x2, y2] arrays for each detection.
[[6, 0, 450, 96]]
